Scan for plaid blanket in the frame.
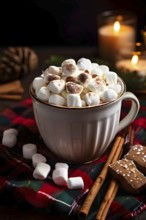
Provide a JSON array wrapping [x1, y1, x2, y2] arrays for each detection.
[[0, 98, 146, 220]]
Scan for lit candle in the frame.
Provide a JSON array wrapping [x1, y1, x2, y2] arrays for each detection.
[[98, 19, 136, 62], [116, 53, 146, 76]]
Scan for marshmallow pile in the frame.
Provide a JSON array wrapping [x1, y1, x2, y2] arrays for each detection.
[[32, 58, 122, 107], [2, 128, 84, 190]]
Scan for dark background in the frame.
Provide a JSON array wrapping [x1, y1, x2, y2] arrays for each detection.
[[0, 0, 146, 47]]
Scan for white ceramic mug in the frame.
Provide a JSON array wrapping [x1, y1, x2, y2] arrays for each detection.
[[30, 77, 140, 164]]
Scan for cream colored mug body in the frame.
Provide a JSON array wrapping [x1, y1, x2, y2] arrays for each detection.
[[30, 77, 140, 163]]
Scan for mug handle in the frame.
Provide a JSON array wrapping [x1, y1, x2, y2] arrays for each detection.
[[117, 91, 140, 133]]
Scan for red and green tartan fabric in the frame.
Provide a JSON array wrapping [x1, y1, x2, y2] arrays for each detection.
[[0, 98, 146, 220]]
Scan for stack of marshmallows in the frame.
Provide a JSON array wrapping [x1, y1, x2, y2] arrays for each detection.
[[32, 58, 122, 107]]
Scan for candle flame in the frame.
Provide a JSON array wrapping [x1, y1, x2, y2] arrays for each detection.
[[131, 54, 139, 65], [113, 21, 120, 32]]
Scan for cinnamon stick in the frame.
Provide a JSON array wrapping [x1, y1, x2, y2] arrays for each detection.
[[96, 128, 134, 220], [128, 125, 134, 147], [94, 139, 124, 220], [96, 180, 116, 220], [78, 133, 126, 219], [96, 181, 119, 220]]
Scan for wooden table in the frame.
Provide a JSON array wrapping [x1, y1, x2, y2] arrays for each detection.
[[0, 46, 146, 220]]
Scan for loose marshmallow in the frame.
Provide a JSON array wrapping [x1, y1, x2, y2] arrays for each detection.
[[61, 59, 77, 77], [85, 92, 100, 106], [37, 86, 50, 101], [32, 77, 45, 94], [49, 94, 66, 106], [32, 153, 47, 168], [48, 79, 65, 94], [33, 162, 51, 180], [101, 88, 118, 102], [52, 168, 68, 186], [55, 162, 69, 170], [77, 58, 92, 73], [67, 177, 84, 189], [2, 133, 17, 147], [22, 143, 37, 159], [67, 94, 82, 107], [3, 128, 18, 136], [66, 82, 83, 94], [106, 71, 117, 85]]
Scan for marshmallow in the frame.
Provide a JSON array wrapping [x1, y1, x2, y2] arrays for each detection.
[[67, 177, 84, 189], [3, 128, 18, 136], [52, 168, 68, 186], [61, 90, 67, 99], [48, 66, 61, 75], [61, 59, 76, 67], [81, 99, 86, 107], [55, 162, 69, 170], [99, 65, 109, 76], [62, 63, 78, 77], [88, 77, 107, 93], [105, 71, 117, 85], [37, 86, 50, 101], [33, 162, 51, 180], [67, 94, 82, 107], [32, 153, 47, 167], [81, 87, 90, 96], [2, 133, 17, 147], [48, 79, 65, 94], [49, 94, 66, 106], [22, 143, 37, 159], [40, 73, 44, 78], [65, 76, 78, 83], [77, 58, 92, 73], [32, 77, 45, 94], [91, 63, 99, 68], [44, 73, 60, 84], [91, 63, 103, 77], [66, 82, 83, 94], [101, 88, 118, 102], [77, 72, 92, 87], [61, 59, 77, 77], [85, 92, 100, 106], [108, 84, 122, 94], [43, 66, 61, 78]]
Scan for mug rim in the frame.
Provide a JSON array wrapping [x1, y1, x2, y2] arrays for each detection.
[[29, 76, 126, 110]]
